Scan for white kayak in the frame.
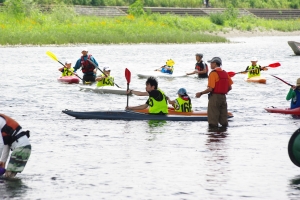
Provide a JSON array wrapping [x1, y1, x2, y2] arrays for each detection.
[[137, 71, 187, 78], [79, 85, 129, 95]]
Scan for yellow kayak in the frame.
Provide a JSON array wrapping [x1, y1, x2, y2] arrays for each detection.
[[244, 76, 267, 84]]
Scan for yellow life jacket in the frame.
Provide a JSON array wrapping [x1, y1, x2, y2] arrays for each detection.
[[148, 89, 168, 114], [174, 97, 192, 112], [96, 75, 114, 87], [62, 67, 74, 77], [248, 64, 261, 78]]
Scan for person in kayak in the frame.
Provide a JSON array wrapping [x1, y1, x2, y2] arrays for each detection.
[[95, 66, 114, 87], [58, 60, 74, 77], [0, 114, 31, 178], [73, 47, 98, 83], [186, 53, 208, 78], [242, 57, 268, 78], [126, 76, 169, 114], [195, 57, 233, 128], [155, 59, 175, 74], [286, 78, 300, 109], [168, 88, 192, 112]]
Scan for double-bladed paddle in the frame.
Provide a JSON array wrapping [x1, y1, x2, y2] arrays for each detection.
[[125, 68, 131, 107], [46, 51, 84, 82], [87, 59, 121, 88], [271, 75, 294, 87], [228, 62, 281, 77]]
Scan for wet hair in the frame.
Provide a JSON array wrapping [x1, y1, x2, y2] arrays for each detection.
[[146, 76, 158, 89]]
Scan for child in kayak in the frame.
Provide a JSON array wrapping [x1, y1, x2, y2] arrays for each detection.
[[242, 57, 268, 78], [95, 66, 114, 87], [168, 88, 192, 112], [286, 78, 300, 109], [155, 59, 175, 74], [58, 60, 74, 76]]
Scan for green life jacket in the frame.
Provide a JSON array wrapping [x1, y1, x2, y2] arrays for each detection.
[[148, 89, 168, 114], [248, 64, 261, 78], [62, 67, 74, 76], [96, 75, 114, 87], [174, 97, 192, 112]]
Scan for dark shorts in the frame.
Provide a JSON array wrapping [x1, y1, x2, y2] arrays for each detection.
[[83, 74, 96, 83]]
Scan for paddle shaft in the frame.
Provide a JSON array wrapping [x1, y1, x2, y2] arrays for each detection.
[[87, 59, 121, 88], [125, 68, 131, 108], [271, 75, 294, 87]]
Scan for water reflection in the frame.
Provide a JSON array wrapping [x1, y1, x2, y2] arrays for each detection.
[[289, 175, 300, 199], [0, 177, 27, 199]]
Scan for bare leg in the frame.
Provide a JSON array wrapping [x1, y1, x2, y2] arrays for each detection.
[[4, 171, 17, 178]]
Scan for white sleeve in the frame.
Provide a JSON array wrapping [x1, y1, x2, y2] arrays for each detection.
[[0, 145, 10, 162], [0, 117, 6, 161]]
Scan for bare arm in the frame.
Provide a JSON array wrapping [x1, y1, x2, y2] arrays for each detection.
[[127, 90, 149, 96], [126, 104, 148, 110], [195, 87, 213, 98]]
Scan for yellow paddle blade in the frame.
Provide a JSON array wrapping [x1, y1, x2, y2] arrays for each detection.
[[46, 51, 58, 62]]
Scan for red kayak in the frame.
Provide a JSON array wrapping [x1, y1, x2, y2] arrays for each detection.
[[264, 107, 300, 115], [57, 76, 80, 84]]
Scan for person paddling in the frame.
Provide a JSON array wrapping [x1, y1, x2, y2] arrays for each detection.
[[168, 88, 192, 112], [95, 66, 114, 87], [155, 59, 175, 74], [58, 60, 74, 77], [126, 76, 169, 114], [242, 57, 268, 78], [286, 78, 300, 109], [186, 53, 208, 78]]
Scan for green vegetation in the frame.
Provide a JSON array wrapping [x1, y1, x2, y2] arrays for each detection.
[[0, 1, 300, 45]]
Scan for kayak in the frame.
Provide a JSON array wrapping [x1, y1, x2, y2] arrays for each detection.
[[137, 71, 187, 78], [288, 128, 300, 167], [264, 107, 300, 115], [288, 41, 300, 56], [244, 76, 266, 84], [79, 85, 129, 95], [57, 76, 80, 84], [62, 109, 234, 121]]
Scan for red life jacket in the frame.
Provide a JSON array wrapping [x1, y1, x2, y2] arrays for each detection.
[[81, 54, 95, 73], [0, 114, 21, 145], [211, 70, 229, 94]]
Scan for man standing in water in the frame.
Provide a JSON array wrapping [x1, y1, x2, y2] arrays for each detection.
[[0, 114, 31, 178], [73, 48, 99, 83], [186, 53, 208, 78], [195, 57, 233, 128]]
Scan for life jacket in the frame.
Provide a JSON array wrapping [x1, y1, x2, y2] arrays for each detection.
[[211, 70, 229, 94], [174, 96, 192, 112], [0, 114, 27, 145], [161, 65, 174, 74], [247, 64, 261, 78], [195, 61, 208, 78], [96, 75, 114, 87], [148, 89, 168, 114], [81, 55, 95, 73], [291, 89, 300, 109], [62, 67, 74, 76]]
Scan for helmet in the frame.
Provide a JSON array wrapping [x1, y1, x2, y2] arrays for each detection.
[[177, 88, 187, 95]]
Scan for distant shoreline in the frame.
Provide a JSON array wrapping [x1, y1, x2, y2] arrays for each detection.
[[210, 29, 300, 38]]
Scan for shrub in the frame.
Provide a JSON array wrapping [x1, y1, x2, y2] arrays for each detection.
[[209, 12, 225, 25]]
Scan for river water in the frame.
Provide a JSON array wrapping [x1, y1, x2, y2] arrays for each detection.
[[1, 35, 300, 199]]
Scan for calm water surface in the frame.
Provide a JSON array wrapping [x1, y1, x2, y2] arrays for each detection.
[[1, 35, 300, 199]]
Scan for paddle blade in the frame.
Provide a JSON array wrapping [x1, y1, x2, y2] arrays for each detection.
[[268, 62, 281, 68], [125, 68, 131, 84], [46, 51, 58, 62], [227, 72, 236, 77]]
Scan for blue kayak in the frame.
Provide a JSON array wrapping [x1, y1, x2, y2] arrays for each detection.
[[62, 109, 234, 121]]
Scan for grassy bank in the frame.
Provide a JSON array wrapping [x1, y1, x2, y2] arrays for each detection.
[[0, 9, 300, 45]]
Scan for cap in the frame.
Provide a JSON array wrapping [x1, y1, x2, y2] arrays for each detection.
[[166, 59, 175, 67], [0, 167, 6, 176], [82, 47, 88, 52], [207, 57, 222, 65], [65, 60, 71, 64], [177, 88, 187, 95], [251, 57, 258, 62], [195, 53, 203, 57], [296, 78, 300, 87], [103, 66, 111, 71]]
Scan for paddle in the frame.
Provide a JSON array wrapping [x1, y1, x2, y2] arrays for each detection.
[[125, 68, 131, 107], [46, 51, 85, 82], [271, 75, 294, 87], [87, 59, 121, 88], [228, 62, 281, 77]]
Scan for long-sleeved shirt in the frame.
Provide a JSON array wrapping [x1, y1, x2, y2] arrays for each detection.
[[73, 55, 98, 74]]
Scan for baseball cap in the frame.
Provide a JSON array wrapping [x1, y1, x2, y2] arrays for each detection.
[[296, 78, 300, 87], [82, 47, 88, 52], [207, 57, 222, 65], [195, 53, 203, 57], [103, 66, 111, 71], [251, 57, 258, 62], [177, 88, 187, 95]]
